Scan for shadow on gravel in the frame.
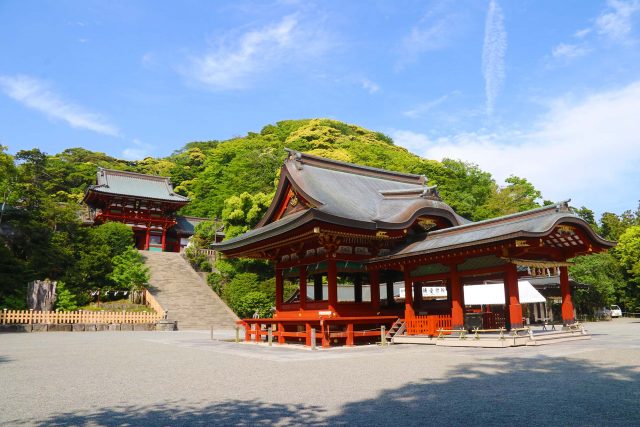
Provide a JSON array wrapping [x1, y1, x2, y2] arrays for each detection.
[[29, 400, 324, 426], [0, 355, 10, 364], [329, 356, 640, 426], [24, 357, 640, 426]]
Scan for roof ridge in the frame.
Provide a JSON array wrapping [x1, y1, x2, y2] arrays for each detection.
[[429, 201, 573, 236], [98, 167, 170, 181], [284, 148, 426, 185]]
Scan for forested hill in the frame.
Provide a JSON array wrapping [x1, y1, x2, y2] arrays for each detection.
[[167, 118, 544, 222], [2, 118, 545, 223]]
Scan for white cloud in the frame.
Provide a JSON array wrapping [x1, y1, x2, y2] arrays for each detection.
[[186, 15, 329, 90], [574, 28, 592, 38], [390, 130, 433, 153], [393, 81, 640, 214], [551, 43, 590, 60], [596, 0, 640, 41], [361, 78, 379, 94], [403, 91, 460, 118], [122, 138, 153, 160], [482, 0, 507, 116], [0, 75, 119, 136]]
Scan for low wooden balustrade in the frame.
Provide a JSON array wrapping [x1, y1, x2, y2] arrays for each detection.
[[1, 309, 163, 325], [240, 316, 398, 347], [143, 289, 165, 318], [405, 315, 452, 336], [1, 288, 165, 325]]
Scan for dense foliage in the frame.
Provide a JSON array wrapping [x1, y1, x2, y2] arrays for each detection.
[[0, 147, 147, 308], [2, 119, 638, 316]]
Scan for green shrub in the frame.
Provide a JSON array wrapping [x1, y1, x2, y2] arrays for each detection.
[[55, 282, 78, 311]]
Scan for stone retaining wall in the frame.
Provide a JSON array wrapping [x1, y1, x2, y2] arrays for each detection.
[[0, 322, 177, 333]]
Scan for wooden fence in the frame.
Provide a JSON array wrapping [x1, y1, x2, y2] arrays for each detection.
[[1, 288, 165, 325], [406, 315, 452, 336], [1, 309, 163, 325], [143, 289, 165, 318]]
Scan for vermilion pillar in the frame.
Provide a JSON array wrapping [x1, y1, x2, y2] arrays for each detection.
[[161, 227, 167, 252], [370, 270, 380, 312], [404, 268, 415, 319], [560, 266, 575, 324], [449, 266, 464, 329], [145, 227, 150, 250], [327, 259, 337, 313], [275, 267, 283, 312], [299, 265, 307, 310], [505, 263, 523, 330]]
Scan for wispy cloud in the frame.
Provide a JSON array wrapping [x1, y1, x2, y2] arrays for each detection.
[[552, 0, 640, 62], [481, 0, 507, 116], [361, 78, 379, 94], [574, 28, 592, 38], [403, 91, 460, 118], [596, 0, 640, 41], [397, 4, 465, 69], [0, 75, 119, 136], [122, 138, 153, 160], [551, 43, 590, 60], [185, 15, 330, 90], [392, 81, 640, 214]]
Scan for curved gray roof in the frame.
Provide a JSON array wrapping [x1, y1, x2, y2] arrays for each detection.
[[85, 168, 189, 203], [283, 151, 469, 227], [216, 150, 468, 252], [371, 202, 615, 262]]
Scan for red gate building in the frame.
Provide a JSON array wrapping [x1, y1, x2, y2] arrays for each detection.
[[83, 168, 208, 252]]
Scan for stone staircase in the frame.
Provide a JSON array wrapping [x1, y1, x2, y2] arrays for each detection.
[[142, 251, 238, 330]]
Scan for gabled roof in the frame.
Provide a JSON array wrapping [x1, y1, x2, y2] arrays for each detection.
[[259, 149, 468, 227], [84, 168, 189, 203], [370, 202, 615, 262], [215, 150, 469, 251]]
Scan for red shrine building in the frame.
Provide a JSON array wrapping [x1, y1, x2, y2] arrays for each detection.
[[215, 150, 614, 347], [83, 168, 208, 252]]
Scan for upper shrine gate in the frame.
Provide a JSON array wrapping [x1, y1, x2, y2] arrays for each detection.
[[214, 150, 614, 347], [83, 168, 207, 252]]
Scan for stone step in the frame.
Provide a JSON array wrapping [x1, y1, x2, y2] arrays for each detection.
[[141, 251, 238, 330]]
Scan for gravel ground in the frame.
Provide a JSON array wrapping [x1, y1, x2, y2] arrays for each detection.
[[1, 319, 639, 426]]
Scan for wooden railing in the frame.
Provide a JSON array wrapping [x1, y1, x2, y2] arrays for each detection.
[[143, 289, 165, 318], [182, 247, 217, 257], [406, 315, 452, 336], [0, 309, 163, 325]]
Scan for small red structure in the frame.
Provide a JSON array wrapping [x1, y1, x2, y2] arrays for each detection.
[[215, 150, 615, 346], [83, 168, 209, 252]]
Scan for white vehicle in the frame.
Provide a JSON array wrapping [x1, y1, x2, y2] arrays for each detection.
[[610, 305, 623, 318]]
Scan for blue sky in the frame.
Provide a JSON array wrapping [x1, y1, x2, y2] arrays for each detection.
[[1, 0, 639, 217]]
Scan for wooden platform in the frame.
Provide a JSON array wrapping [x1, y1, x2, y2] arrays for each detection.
[[392, 326, 591, 348]]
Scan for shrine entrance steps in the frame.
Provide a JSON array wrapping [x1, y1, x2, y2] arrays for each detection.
[[392, 325, 591, 348], [141, 251, 238, 330]]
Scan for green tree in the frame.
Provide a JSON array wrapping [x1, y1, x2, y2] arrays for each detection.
[[109, 247, 150, 291], [222, 192, 271, 239], [615, 226, 640, 311], [573, 206, 599, 233], [54, 282, 79, 311], [192, 219, 222, 248], [569, 253, 624, 314], [476, 176, 542, 219]]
